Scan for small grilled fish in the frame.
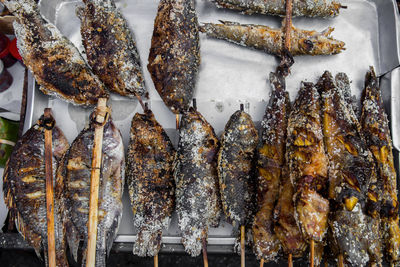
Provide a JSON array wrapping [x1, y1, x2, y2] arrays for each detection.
[[252, 72, 290, 261], [126, 110, 175, 257], [210, 0, 343, 18], [174, 108, 220, 256], [200, 21, 345, 56], [361, 67, 400, 263], [61, 112, 124, 267], [1, 0, 108, 106], [3, 114, 69, 266], [77, 0, 147, 98], [148, 0, 200, 114], [218, 110, 258, 231]]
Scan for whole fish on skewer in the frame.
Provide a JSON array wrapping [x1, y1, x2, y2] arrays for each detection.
[[126, 110, 175, 257], [1, 0, 108, 106], [60, 111, 124, 267], [210, 0, 343, 18], [361, 67, 400, 264], [252, 72, 290, 262], [77, 0, 147, 98], [200, 21, 345, 56], [3, 114, 69, 266], [174, 108, 221, 256], [148, 0, 200, 114]]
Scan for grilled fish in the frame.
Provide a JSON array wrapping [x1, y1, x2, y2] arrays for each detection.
[[174, 108, 220, 256], [2, 0, 108, 106], [3, 114, 69, 266], [60, 112, 124, 267], [361, 67, 400, 263], [126, 110, 175, 257], [200, 21, 345, 56], [218, 110, 258, 231], [210, 0, 343, 18], [148, 0, 200, 114], [77, 0, 147, 98], [252, 72, 290, 261]]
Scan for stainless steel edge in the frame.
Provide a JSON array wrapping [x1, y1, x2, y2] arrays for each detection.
[[22, 71, 35, 133], [387, 67, 400, 151]]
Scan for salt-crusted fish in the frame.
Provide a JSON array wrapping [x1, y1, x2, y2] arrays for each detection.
[[1, 0, 108, 106], [148, 0, 200, 114], [3, 114, 69, 266], [252, 72, 290, 262], [200, 21, 345, 56], [126, 110, 175, 257], [210, 0, 343, 18], [174, 108, 221, 256], [60, 111, 124, 267], [77, 0, 147, 98]]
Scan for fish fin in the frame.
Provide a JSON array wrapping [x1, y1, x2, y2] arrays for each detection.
[[133, 228, 163, 257], [14, 209, 42, 260], [95, 229, 107, 267], [218, 20, 238, 26], [106, 214, 121, 257], [322, 27, 335, 36], [65, 220, 80, 263]]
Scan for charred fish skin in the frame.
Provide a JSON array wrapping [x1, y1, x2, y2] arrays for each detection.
[[210, 0, 342, 18], [77, 0, 147, 98], [126, 110, 175, 257], [3, 116, 69, 266], [218, 110, 258, 229], [148, 0, 200, 114], [174, 108, 220, 257], [252, 72, 290, 261], [361, 67, 400, 263], [200, 21, 345, 56], [1, 0, 108, 106], [61, 114, 124, 267]]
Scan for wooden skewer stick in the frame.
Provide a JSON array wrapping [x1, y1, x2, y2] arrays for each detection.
[[44, 108, 56, 267], [176, 114, 180, 130], [284, 0, 293, 51], [260, 258, 264, 267], [202, 236, 209, 267], [86, 98, 108, 267], [154, 254, 158, 267], [288, 253, 293, 267], [338, 254, 344, 267], [241, 225, 245, 267], [310, 239, 315, 267]]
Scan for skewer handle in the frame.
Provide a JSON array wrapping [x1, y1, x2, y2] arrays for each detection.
[[176, 114, 180, 130], [338, 254, 344, 267], [154, 254, 158, 267], [203, 237, 208, 267], [241, 225, 245, 267], [260, 258, 264, 267], [288, 253, 293, 267], [310, 240, 315, 267], [284, 0, 293, 50]]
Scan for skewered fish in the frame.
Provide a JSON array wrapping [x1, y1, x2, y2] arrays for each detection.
[[252, 72, 290, 261], [319, 71, 382, 266], [77, 0, 147, 98], [3, 114, 69, 266], [218, 110, 258, 231], [200, 21, 345, 56], [210, 0, 343, 18], [174, 108, 220, 256], [361, 67, 400, 263], [2, 0, 108, 106], [148, 0, 200, 114], [60, 111, 124, 267], [126, 110, 175, 257]]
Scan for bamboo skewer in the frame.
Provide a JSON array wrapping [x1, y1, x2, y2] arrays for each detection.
[[203, 237, 209, 267], [44, 108, 56, 267], [338, 254, 344, 267], [176, 114, 180, 130], [86, 98, 108, 267], [260, 258, 264, 267], [288, 253, 293, 267], [284, 0, 293, 51], [154, 254, 158, 267], [310, 239, 315, 267], [241, 225, 245, 267]]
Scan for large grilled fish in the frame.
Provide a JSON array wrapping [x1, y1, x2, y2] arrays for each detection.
[[3, 114, 69, 266], [252, 72, 290, 262], [77, 0, 147, 98], [361, 67, 400, 264], [60, 112, 124, 267], [210, 0, 343, 17], [148, 0, 200, 114], [126, 110, 175, 257], [1, 0, 108, 106], [200, 21, 345, 56], [174, 108, 220, 256]]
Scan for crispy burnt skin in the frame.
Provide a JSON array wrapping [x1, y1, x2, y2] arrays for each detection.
[[218, 110, 258, 229], [3, 116, 69, 266], [252, 72, 290, 261], [200, 21, 345, 56], [61, 114, 124, 267], [211, 0, 342, 18], [148, 0, 200, 114], [126, 110, 175, 257], [77, 0, 147, 98], [319, 71, 383, 266], [1, 0, 108, 106], [286, 82, 329, 244], [361, 67, 400, 263], [174, 108, 221, 257]]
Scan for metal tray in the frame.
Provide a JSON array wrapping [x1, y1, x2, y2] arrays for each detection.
[[18, 0, 400, 255]]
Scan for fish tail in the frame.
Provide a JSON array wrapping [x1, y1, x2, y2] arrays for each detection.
[[133, 229, 162, 257], [95, 233, 107, 267]]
